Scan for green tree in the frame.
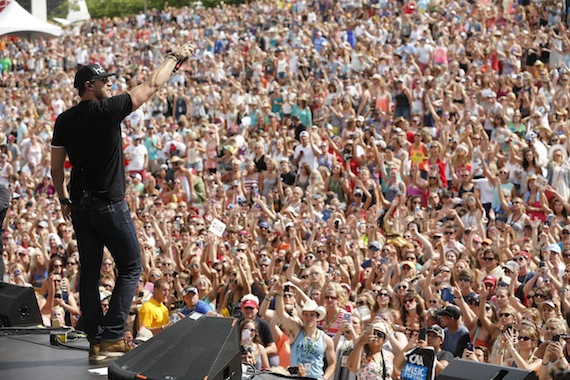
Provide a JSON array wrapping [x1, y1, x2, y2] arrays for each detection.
[[85, 0, 244, 19]]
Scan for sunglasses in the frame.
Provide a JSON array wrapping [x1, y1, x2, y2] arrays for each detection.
[[519, 336, 532, 341], [91, 77, 109, 85], [404, 298, 416, 304], [374, 331, 386, 339], [499, 313, 512, 318], [377, 292, 390, 297], [483, 257, 495, 261], [444, 231, 454, 235], [458, 277, 471, 282]]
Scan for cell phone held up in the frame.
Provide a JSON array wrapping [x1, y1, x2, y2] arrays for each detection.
[[419, 328, 426, 341]]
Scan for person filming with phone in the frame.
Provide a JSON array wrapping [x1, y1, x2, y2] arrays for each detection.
[[346, 319, 394, 380]]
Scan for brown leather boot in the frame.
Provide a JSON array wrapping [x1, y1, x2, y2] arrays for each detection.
[[100, 339, 136, 357]]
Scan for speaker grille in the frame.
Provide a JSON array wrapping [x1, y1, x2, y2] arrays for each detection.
[[111, 316, 241, 380], [0, 283, 42, 327]]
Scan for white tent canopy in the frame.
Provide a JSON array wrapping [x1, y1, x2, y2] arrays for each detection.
[[0, 1, 62, 37]]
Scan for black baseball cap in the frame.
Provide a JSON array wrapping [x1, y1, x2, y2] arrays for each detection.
[[74, 63, 116, 89]]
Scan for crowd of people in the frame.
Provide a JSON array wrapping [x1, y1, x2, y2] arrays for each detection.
[[2, 0, 570, 378]]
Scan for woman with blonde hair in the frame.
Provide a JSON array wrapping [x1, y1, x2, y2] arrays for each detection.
[[9, 262, 32, 287], [450, 143, 473, 180], [461, 192, 486, 230], [319, 282, 349, 337], [498, 326, 541, 372], [259, 158, 278, 198], [217, 265, 251, 318]]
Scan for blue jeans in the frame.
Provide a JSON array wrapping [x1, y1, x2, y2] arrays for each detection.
[[72, 199, 141, 341]]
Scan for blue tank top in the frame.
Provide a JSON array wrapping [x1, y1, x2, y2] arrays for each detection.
[[290, 329, 326, 378]]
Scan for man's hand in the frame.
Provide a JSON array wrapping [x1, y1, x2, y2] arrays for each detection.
[[172, 44, 194, 61]]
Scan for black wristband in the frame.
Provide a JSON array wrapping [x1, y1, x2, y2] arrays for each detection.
[[168, 51, 180, 61], [59, 198, 72, 206]]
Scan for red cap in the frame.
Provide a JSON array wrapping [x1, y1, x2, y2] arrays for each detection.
[[241, 299, 258, 309], [483, 275, 496, 286]]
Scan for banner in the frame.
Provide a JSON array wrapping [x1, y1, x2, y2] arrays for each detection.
[[400, 347, 436, 380]]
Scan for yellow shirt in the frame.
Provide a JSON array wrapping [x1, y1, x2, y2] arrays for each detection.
[[138, 297, 169, 329]]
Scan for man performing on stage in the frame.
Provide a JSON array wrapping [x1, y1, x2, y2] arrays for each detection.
[[51, 44, 193, 363]]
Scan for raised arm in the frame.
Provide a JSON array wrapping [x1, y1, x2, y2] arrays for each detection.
[[129, 45, 193, 111]]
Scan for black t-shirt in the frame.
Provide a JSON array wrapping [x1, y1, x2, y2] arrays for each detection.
[[52, 94, 132, 203], [281, 171, 296, 186], [255, 316, 274, 347], [238, 315, 274, 347]]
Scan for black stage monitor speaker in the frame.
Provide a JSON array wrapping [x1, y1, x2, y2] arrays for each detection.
[[0, 282, 42, 327], [108, 315, 241, 380], [437, 359, 538, 380]]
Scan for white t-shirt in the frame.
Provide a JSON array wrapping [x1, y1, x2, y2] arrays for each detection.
[[474, 178, 494, 205], [294, 143, 320, 172], [125, 143, 148, 172]]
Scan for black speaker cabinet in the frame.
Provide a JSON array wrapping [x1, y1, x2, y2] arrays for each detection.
[[437, 359, 538, 380], [108, 315, 241, 380], [0, 283, 42, 327]]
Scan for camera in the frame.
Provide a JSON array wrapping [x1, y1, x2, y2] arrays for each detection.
[[284, 284, 290, 292]]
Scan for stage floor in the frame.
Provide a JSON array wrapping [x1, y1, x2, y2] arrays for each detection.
[[0, 333, 110, 380]]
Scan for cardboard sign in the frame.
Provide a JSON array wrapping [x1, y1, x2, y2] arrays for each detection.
[[208, 218, 227, 237]]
